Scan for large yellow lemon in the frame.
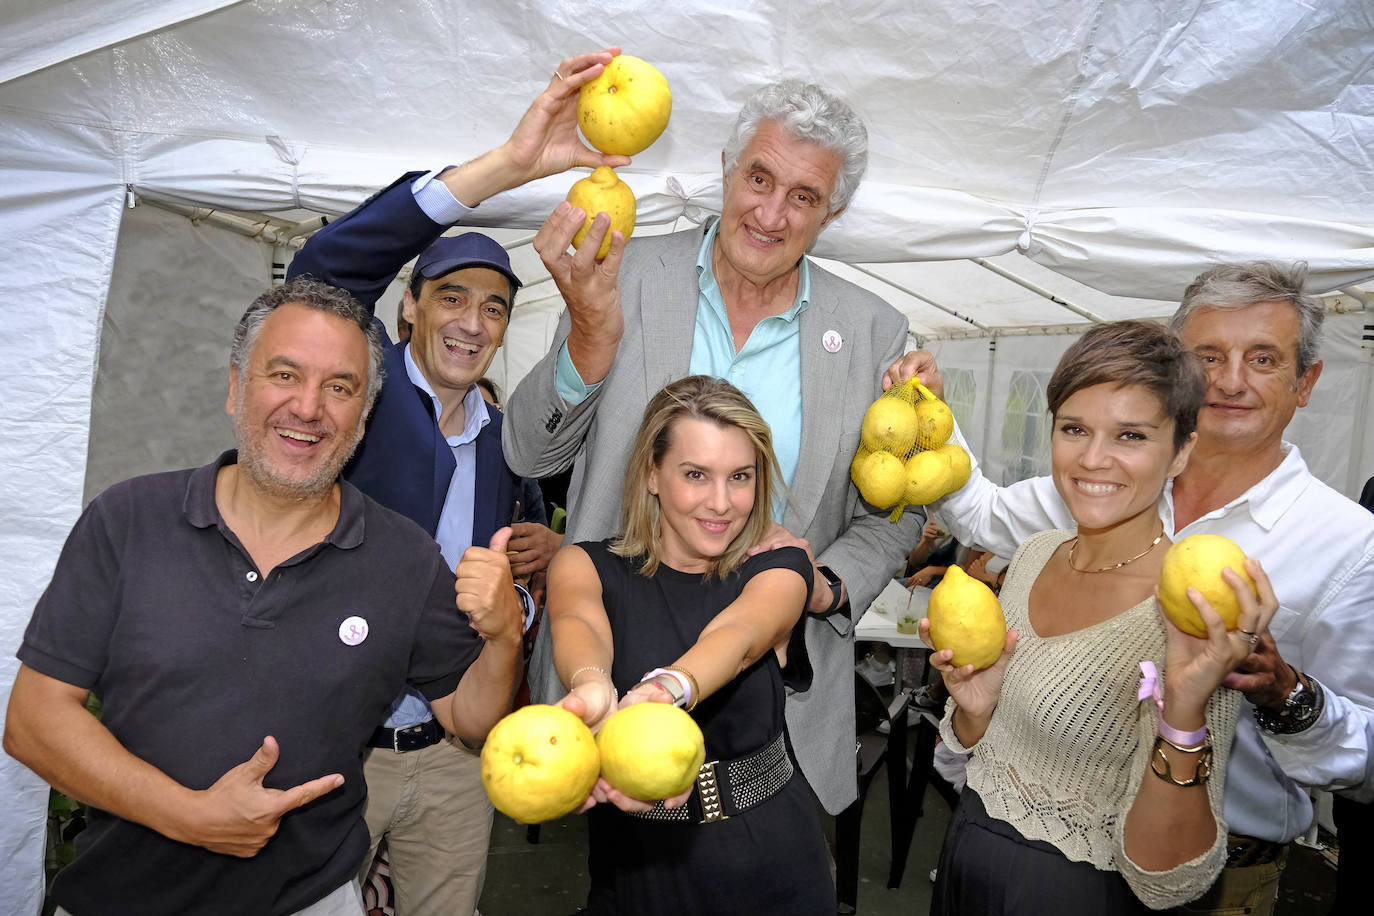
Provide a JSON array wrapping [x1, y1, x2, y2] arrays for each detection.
[[860, 398, 919, 455], [852, 450, 907, 509], [935, 443, 972, 493], [597, 703, 705, 802], [926, 566, 1007, 669], [913, 398, 954, 450], [480, 704, 600, 823], [1158, 534, 1257, 638], [903, 449, 953, 506], [577, 55, 672, 156], [566, 167, 636, 259], [850, 445, 871, 483]]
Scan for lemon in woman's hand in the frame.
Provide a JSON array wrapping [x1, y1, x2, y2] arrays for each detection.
[[1158, 534, 1256, 637], [926, 566, 1007, 669], [597, 703, 705, 802], [481, 705, 600, 823]]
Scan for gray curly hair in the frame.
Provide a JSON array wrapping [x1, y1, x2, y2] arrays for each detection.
[[722, 80, 868, 214]]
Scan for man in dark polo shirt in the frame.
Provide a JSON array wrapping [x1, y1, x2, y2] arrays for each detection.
[[2, 278, 525, 916]]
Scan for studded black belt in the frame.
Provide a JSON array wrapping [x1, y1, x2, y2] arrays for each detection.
[[630, 731, 792, 825]]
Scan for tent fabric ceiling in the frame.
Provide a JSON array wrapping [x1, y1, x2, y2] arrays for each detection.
[[2, 1, 1373, 911], [3, 0, 1372, 298]]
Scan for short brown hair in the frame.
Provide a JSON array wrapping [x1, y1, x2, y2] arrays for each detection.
[[614, 376, 784, 579], [1047, 320, 1205, 450]]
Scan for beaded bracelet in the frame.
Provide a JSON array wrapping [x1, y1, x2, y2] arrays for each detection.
[[568, 665, 617, 700]]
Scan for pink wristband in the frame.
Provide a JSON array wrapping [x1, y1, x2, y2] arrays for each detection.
[[1158, 718, 1207, 747]]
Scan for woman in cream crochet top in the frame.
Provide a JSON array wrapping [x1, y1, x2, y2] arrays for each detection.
[[923, 321, 1280, 913]]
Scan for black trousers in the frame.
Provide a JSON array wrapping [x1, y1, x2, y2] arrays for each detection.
[[931, 788, 1151, 916]]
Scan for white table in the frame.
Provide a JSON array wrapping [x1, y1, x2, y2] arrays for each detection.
[[855, 579, 932, 650]]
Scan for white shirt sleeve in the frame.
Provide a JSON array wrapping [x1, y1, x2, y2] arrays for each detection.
[[1260, 554, 1374, 800], [931, 420, 1076, 558]]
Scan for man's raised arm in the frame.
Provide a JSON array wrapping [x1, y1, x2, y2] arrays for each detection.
[[286, 48, 629, 311]]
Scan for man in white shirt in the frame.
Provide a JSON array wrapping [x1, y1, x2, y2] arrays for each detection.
[[932, 261, 1374, 915]]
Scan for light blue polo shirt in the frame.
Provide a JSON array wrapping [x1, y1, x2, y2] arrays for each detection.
[[555, 220, 809, 517]]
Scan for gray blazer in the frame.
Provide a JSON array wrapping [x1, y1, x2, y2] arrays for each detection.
[[504, 223, 922, 813]]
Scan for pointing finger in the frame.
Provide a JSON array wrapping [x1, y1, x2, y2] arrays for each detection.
[[274, 772, 345, 815]]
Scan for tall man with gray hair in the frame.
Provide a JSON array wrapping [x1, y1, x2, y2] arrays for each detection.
[[927, 261, 1374, 915], [504, 78, 929, 816]]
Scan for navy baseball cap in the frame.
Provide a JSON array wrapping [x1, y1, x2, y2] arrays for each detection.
[[414, 233, 522, 292]]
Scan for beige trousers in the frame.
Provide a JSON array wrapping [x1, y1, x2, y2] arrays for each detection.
[[359, 734, 494, 916], [1173, 847, 1288, 916]]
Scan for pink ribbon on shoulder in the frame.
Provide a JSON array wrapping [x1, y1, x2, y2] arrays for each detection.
[[1138, 661, 1164, 713]]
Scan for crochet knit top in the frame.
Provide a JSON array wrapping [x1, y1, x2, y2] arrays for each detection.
[[940, 529, 1240, 910]]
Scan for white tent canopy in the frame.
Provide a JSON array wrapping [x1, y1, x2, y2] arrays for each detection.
[[2, 1, 1372, 908]]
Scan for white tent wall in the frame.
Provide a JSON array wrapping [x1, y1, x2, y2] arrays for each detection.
[[82, 203, 270, 497], [2, 0, 1374, 909], [0, 112, 125, 907]]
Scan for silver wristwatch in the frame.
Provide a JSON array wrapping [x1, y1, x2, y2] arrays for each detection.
[[1253, 669, 1325, 735], [644, 673, 687, 708]]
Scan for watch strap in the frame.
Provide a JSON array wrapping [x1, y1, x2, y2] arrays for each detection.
[[817, 564, 844, 614]]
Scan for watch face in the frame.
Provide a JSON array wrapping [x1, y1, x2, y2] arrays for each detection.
[[1290, 684, 1318, 717]]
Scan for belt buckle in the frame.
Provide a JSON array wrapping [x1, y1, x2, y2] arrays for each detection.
[[393, 723, 424, 753], [696, 760, 728, 824]]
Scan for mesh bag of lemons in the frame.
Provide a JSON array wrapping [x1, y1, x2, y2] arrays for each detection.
[[850, 377, 972, 521]]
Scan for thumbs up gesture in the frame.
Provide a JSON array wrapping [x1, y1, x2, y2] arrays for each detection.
[[188, 736, 343, 856], [455, 526, 524, 648]]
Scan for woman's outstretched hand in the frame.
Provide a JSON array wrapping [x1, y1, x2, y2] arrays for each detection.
[[564, 684, 695, 815]]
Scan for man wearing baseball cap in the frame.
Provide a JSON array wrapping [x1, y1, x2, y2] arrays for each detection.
[[286, 48, 628, 916]]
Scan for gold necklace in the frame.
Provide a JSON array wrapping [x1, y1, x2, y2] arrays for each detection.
[[1067, 529, 1164, 574]]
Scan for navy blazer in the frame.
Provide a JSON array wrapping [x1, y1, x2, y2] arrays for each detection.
[[286, 172, 517, 546]]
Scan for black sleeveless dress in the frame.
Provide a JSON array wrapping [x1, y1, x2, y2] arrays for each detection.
[[579, 540, 835, 916]]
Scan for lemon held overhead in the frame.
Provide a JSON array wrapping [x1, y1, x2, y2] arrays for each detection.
[[577, 55, 672, 157], [567, 167, 636, 259]]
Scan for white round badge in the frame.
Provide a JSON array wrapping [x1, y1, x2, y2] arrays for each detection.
[[822, 329, 843, 353], [338, 616, 369, 646]]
